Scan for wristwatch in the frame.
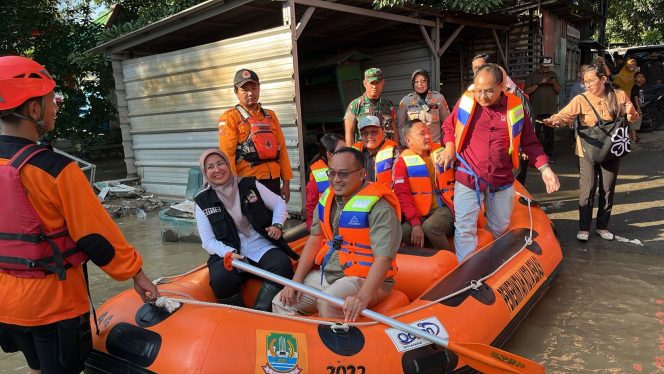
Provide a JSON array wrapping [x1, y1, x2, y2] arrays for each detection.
[[272, 223, 283, 231]]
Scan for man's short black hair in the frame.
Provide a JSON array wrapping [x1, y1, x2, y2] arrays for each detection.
[[634, 71, 646, 79], [403, 119, 424, 140], [331, 147, 365, 170]]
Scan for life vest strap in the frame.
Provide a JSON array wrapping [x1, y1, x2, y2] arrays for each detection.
[[319, 236, 375, 284], [455, 153, 512, 207], [319, 236, 342, 284], [344, 261, 397, 272], [235, 105, 269, 122], [8, 144, 48, 169], [0, 228, 68, 244], [0, 254, 67, 276], [0, 232, 45, 243]]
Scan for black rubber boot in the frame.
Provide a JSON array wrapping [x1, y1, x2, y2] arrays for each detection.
[[217, 293, 244, 307], [252, 282, 282, 312]]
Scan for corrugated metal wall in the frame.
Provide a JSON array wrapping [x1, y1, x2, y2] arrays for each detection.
[[121, 26, 303, 213], [364, 44, 434, 106]]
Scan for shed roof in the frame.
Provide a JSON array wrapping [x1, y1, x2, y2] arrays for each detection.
[[89, 0, 519, 56]]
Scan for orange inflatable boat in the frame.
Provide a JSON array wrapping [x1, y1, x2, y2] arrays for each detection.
[[85, 183, 561, 373]]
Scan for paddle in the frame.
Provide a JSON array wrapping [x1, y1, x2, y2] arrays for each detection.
[[224, 255, 544, 374]]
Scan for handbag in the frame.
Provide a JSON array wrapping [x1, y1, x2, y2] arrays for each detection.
[[575, 94, 631, 164]]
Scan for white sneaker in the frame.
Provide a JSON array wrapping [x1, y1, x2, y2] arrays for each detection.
[[576, 231, 589, 241], [596, 230, 614, 241]]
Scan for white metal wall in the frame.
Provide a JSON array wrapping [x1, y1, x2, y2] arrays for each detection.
[[121, 26, 303, 213]]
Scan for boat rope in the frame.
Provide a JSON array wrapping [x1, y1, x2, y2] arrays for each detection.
[[153, 292, 378, 327], [152, 264, 207, 285], [151, 191, 537, 330]]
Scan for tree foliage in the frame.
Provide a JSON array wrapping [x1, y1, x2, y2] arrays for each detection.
[[373, 0, 504, 14], [95, 0, 206, 44], [0, 1, 114, 154], [606, 0, 664, 46], [0, 0, 206, 156]]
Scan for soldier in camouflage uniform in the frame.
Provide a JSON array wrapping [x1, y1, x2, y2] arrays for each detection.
[[344, 68, 397, 145], [397, 69, 450, 145]]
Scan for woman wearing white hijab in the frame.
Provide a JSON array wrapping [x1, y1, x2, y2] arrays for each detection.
[[194, 149, 298, 310]]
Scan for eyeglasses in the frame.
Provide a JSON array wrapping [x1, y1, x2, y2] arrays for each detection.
[[413, 79, 428, 85], [473, 88, 496, 98], [583, 78, 600, 85], [326, 169, 362, 180]]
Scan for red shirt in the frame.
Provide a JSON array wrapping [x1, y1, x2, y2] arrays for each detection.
[[304, 177, 319, 230], [442, 93, 548, 192]]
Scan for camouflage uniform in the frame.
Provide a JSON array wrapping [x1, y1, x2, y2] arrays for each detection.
[[397, 91, 450, 145], [344, 93, 396, 142]]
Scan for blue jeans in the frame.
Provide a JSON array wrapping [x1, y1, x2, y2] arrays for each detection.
[[453, 182, 514, 262]]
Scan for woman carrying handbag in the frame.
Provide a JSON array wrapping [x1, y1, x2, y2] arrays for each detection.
[[543, 65, 638, 242]]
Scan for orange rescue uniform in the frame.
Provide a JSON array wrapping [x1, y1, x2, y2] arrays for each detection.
[[0, 136, 143, 326], [218, 105, 293, 181]]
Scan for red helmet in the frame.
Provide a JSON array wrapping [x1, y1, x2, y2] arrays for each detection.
[[0, 56, 56, 111]]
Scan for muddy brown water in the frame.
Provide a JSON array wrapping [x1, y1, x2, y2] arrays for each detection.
[[2, 131, 663, 373], [2, 211, 662, 373]]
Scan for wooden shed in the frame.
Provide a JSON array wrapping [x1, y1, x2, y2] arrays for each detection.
[[91, 0, 606, 216]]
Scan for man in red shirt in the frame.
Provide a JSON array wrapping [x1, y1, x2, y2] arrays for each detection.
[[393, 120, 454, 249], [439, 64, 560, 261]]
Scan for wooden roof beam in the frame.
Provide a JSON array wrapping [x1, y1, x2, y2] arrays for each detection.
[[293, 0, 436, 27], [438, 24, 464, 57]]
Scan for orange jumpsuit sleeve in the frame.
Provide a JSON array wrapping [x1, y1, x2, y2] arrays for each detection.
[[218, 109, 239, 175], [55, 163, 142, 281], [271, 111, 293, 181]]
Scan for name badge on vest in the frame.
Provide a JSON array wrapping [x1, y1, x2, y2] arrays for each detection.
[[422, 104, 430, 112], [203, 206, 222, 216]]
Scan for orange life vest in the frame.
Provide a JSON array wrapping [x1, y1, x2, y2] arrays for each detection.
[[309, 159, 329, 195], [399, 144, 455, 216], [454, 91, 524, 169], [314, 183, 400, 279], [235, 105, 280, 164], [352, 139, 397, 188], [0, 145, 86, 280]]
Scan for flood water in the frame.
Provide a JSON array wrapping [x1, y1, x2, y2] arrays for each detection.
[[1, 209, 663, 372]]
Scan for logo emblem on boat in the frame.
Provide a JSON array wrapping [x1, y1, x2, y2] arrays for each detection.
[[385, 317, 448, 353], [259, 331, 306, 374]]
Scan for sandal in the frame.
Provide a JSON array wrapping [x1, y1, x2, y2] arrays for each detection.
[[576, 231, 589, 242], [596, 230, 614, 241]]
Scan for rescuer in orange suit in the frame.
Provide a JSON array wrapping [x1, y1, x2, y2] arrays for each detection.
[[0, 55, 160, 374]]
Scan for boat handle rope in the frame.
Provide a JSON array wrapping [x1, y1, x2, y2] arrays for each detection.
[[150, 191, 537, 328]]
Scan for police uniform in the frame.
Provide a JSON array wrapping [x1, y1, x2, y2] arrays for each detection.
[[397, 91, 450, 145]]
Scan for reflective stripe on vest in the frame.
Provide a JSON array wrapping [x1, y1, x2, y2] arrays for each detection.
[[454, 91, 524, 169], [309, 160, 330, 195], [400, 145, 454, 216], [352, 140, 397, 188], [315, 183, 399, 279]]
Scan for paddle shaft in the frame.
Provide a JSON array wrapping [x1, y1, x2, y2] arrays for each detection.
[[233, 258, 451, 343], [231, 258, 537, 374]]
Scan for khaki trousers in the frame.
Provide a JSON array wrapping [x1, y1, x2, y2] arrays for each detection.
[[272, 270, 390, 319]]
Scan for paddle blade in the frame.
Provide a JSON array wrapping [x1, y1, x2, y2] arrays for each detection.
[[448, 341, 545, 374]]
